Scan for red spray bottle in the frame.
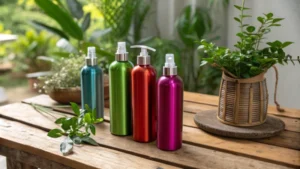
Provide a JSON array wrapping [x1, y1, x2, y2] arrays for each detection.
[[130, 45, 156, 142]]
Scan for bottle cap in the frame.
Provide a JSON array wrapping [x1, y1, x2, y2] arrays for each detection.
[[130, 45, 156, 65], [86, 46, 97, 66], [116, 42, 127, 54], [163, 53, 177, 76], [87, 47, 96, 58], [164, 53, 176, 68], [115, 42, 128, 61]]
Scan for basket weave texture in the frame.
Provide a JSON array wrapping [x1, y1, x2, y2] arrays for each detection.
[[218, 72, 268, 126]]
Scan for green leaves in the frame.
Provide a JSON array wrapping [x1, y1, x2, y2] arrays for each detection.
[[264, 13, 273, 19], [84, 113, 92, 124], [46, 102, 102, 155], [234, 5, 250, 11], [81, 136, 98, 146], [34, 0, 83, 40], [282, 41, 293, 48], [70, 102, 80, 116], [257, 16, 264, 23], [48, 129, 64, 138], [272, 18, 284, 23], [55, 117, 66, 124], [234, 17, 241, 23], [198, 0, 295, 79], [66, 0, 84, 19], [81, 13, 91, 32], [246, 26, 255, 32], [31, 20, 69, 40], [176, 6, 212, 46]]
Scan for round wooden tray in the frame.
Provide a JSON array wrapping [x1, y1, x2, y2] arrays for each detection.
[[194, 110, 285, 139]]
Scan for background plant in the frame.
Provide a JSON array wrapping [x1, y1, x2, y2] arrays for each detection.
[[9, 30, 57, 73], [199, 0, 298, 79], [1, 0, 229, 95]]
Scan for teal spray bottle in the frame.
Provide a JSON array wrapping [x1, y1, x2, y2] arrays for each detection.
[[80, 47, 104, 118]]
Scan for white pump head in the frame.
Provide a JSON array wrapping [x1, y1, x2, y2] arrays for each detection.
[[131, 45, 156, 65], [116, 42, 127, 54], [164, 54, 176, 68], [87, 47, 96, 58]]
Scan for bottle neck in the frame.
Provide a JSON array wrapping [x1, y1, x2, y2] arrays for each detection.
[[137, 56, 150, 65], [86, 58, 97, 66], [163, 67, 177, 76], [115, 53, 128, 61]]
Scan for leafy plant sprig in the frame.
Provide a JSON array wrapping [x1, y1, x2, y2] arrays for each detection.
[[47, 103, 103, 155], [199, 0, 299, 79]]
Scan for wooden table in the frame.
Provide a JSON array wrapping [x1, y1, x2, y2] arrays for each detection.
[[0, 92, 299, 169]]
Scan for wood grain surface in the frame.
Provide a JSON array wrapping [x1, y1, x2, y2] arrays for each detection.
[[0, 103, 294, 169], [0, 93, 295, 168]]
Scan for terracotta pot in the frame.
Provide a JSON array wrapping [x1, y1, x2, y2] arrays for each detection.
[[48, 85, 110, 105], [48, 87, 81, 104]]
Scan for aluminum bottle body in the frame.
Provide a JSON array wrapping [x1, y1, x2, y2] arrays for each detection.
[[81, 65, 104, 119], [109, 60, 134, 135], [131, 65, 157, 142], [157, 75, 183, 151]]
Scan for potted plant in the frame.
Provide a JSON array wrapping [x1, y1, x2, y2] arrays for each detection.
[[199, 0, 299, 126], [37, 55, 109, 104]]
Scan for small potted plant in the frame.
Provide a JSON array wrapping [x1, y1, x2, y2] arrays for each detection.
[[199, 0, 299, 126], [37, 55, 109, 104]]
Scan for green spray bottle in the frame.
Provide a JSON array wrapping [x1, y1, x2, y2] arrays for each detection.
[[109, 42, 134, 135], [81, 47, 104, 119]]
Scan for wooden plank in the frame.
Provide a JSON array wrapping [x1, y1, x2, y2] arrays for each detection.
[[184, 91, 300, 119], [1, 146, 71, 169], [21, 95, 300, 167], [183, 111, 300, 133], [23, 95, 300, 144], [39, 103, 300, 150], [183, 127, 300, 168], [48, 105, 300, 150], [0, 104, 292, 169], [6, 158, 37, 169], [0, 118, 178, 169]]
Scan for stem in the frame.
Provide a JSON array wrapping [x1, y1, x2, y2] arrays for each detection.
[[239, 0, 246, 51], [255, 24, 265, 50]]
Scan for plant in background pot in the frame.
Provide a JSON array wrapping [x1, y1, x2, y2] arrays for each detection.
[[199, 0, 299, 126], [37, 54, 110, 104]]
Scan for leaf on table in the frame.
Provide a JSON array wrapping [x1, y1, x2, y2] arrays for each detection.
[[89, 125, 96, 135], [81, 136, 98, 146], [55, 117, 66, 124], [70, 102, 80, 116], [94, 118, 103, 124], [48, 129, 64, 138]]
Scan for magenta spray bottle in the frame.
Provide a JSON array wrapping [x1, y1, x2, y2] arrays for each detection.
[[157, 54, 183, 151]]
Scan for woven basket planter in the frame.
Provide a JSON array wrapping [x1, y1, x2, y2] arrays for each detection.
[[217, 72, 269, 127]]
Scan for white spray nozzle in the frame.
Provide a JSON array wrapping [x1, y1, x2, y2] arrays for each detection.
[[164, 53, 176, 68], [87, 47, 96, 58], [131, 45, 156, 57], [116, 42, 127, 54]]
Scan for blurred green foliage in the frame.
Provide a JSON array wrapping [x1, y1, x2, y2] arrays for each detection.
[[0, 0, 227, 94], [10, 30, 57, 72]]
